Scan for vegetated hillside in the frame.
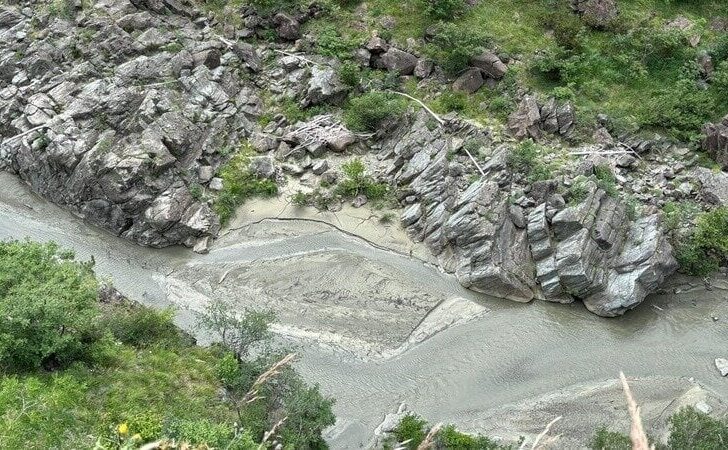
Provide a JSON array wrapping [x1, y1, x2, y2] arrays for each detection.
[[217, 0, 728, 142], [0, 240, 334, 450]]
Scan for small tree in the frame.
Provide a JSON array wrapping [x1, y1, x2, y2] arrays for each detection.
[[196, 298, 275, 362], [0, 241, 101, 371]]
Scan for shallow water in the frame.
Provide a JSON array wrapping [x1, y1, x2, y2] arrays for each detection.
[[0, 172, 726, 448]]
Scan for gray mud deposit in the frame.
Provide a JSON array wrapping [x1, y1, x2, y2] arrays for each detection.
[[0, 172, 727, 449]]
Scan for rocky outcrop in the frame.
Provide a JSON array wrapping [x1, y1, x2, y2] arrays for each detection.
[[527, 183, 677, 316], [702, 115, 728, 170], [508, 96, 575, 140], [0, 0, 262, 247], [383, 113, 677, 316]]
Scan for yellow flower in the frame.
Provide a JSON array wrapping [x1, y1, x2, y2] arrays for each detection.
[[117, 423, 129, 435]]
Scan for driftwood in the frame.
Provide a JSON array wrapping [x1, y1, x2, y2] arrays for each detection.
[[620, 371, 655, 450], [388, 91, 486, 177]]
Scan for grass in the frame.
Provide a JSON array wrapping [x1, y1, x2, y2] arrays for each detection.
[[303, 0, 728, 142], [213, 143, 278, 225]]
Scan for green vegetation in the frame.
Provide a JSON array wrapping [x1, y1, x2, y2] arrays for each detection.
[[0, 240, 334, 449], [214, 143, 278, 225], [0, 241, 100, 372], [344, 92, 407, 132], [674, 206, 728, 276], [507, 140, 554, 183], [387, 413, 515, 449], [591, 406, 728, 450], [335, 158, 390, 200]]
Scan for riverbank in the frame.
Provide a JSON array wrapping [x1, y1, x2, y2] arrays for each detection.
[[0, 172, 727, 448]]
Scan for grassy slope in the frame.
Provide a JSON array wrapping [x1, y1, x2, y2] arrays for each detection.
[[309, 0, 728, 141]]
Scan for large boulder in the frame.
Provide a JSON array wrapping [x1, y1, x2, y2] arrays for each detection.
[[702, 115, 728, 170], [373, 48, 418, 75], [694, 167, 728, 206], [453, 68, 484, 94], [572, 0, 619, 29], [471, 51, 508, 79]]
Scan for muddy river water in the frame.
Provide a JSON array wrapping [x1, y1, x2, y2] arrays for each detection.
[[0, 172, 726, 449]]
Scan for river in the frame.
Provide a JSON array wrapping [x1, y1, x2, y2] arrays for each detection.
[[0, 172, 726, 449]]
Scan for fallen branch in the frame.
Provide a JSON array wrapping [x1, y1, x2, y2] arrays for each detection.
[[2, 124, 50, 144], [620, 371, 654, 450], [387, 90, 444, 126], [519, 416, 562, 450], [570, 150, 636, 156], [273, 49, 326, 67], [416, 423, 442, 450]]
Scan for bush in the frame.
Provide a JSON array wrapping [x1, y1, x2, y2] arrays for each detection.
[[214, 145, 278, 225], [590, 427, 631, 450], [0, 241, 101, 371], [438, 424, 503, 449], [421, 0, 466, 20], [394, 414, 428, 449], [335, 158, 390, 200], [338, 61, 362, 87], [675, 207, 728, 276], [103, 306, 185, 349], [344, 92, 406, 132], [594, 164, 618, 198], [165, 418, 257, 449], [507, 140, 553, 183], [437, 90, 468, 113], [425, 23, 490, 75], [668, 406, 728, 449]]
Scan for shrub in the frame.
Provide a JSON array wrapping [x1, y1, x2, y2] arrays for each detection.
[[0, 241, 101, 371], [344, 92, 406, 132], [214, 145, 278, 225], [425, 23, 490, 75], [335, 158, 390, 200], [668, 406, 728, 449], [438, 424, 503, 449], [675, 207, 728, 277], [316, 25, 361, 60], [421, 0, 466, 20], [395, 414, 428, 450], [590, 427, 631, 450], [164, 418, 256, 449], [507, 140, 553, 183], [438, 90, 468, 113], [103, 306, 185, 349], [594, 164, 618, 198], [338, 61, 362, 87]]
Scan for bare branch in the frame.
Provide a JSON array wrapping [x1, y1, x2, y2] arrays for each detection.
[[620, 372, 654, 450], [387, 90, 444, 126]]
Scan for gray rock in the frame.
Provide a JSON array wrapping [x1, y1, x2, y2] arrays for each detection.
[[471, 51, 508, 79], [311, 159, 329, 175], [352, 195, 368, 208], [716, 358, 728, 376], [414, 59, 433, 79], [702, 115, 728, 170], [694, 168, 728, 205], [508, 95, 541, 140], [209, 178, 224, 191], [193, 236, 212, 254], [453, 68, 484, 94], [306, 65, 348, 106], [365, 36, 389, 54], [273, 13, 300, 41], [572, 0, 619, 28], [198, 165, 214, 182], [249, 156, 276, 180], [373, 48, 418, 75]]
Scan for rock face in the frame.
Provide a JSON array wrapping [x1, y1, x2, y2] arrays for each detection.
[[0, 0, 265, 247], [528, 184, 677, 316], [702, 115, 728, 170], [382, 112, 677, 316], [508, 96, 576, 140]]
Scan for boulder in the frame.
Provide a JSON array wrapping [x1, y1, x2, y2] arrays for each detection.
[[572, 0, 619, 29], [306, 65, 348, 106], [249, 156, 276, 180], [716, 358, 728, 377], [453, 68, 484, 94], [373, 48, 418, 75], [694, 167, 728, 206], [702, 115, 728, 170], [273, 13, 300, 41], [508, 95, 541, 140], [471, 51, 508, 79]]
